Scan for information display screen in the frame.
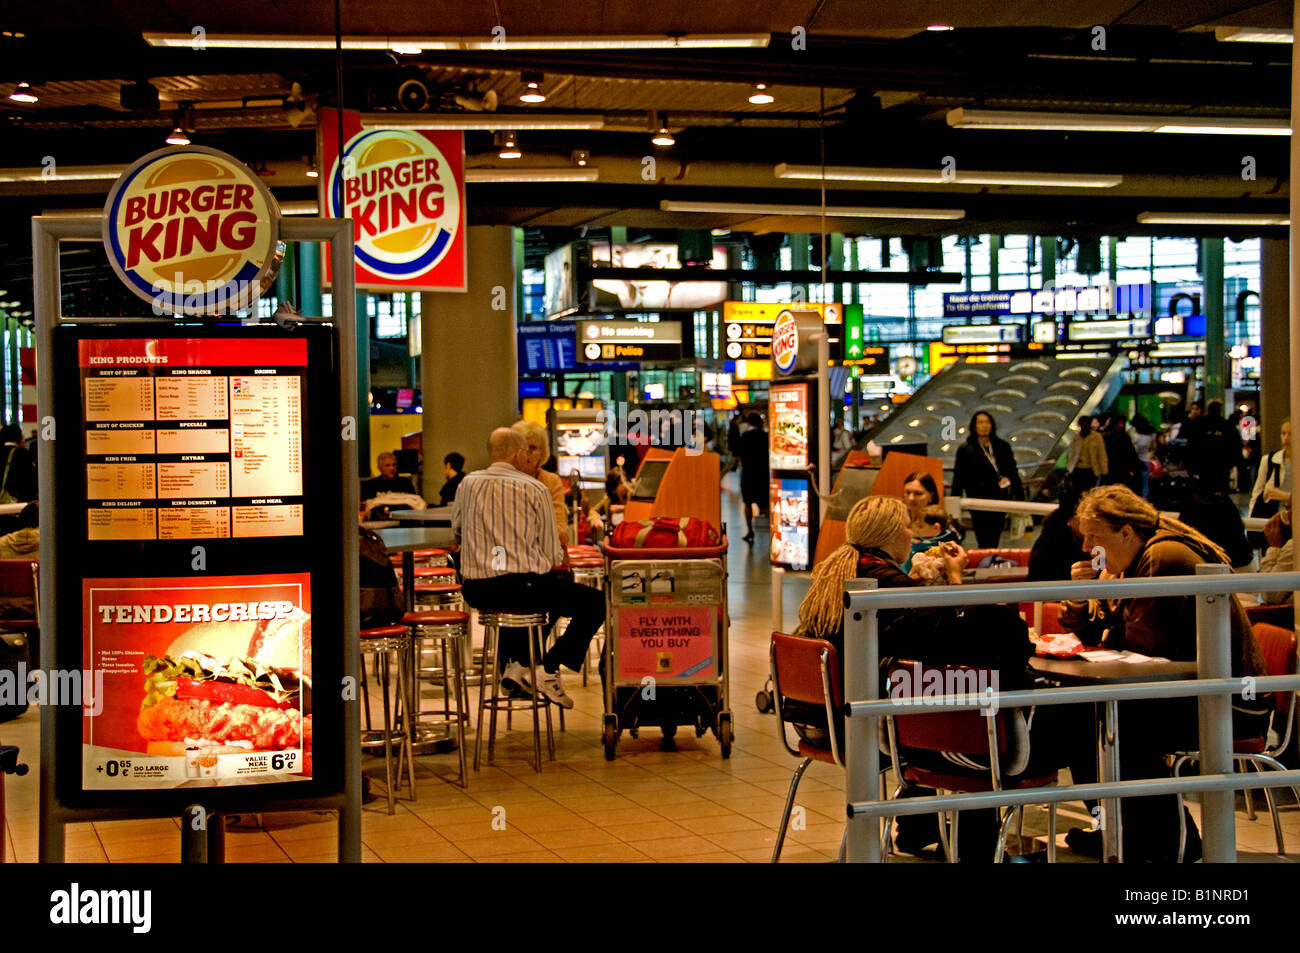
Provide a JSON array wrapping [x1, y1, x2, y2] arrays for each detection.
[[79, 338, 306, 541]]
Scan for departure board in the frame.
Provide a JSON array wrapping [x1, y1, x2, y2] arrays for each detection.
[[78, 338, 307, 541]]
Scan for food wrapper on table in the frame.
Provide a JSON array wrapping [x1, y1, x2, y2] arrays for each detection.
[[1032, 631, 1084, 658]]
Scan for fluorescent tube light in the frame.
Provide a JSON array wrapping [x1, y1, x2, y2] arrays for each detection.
[[1215, 27, 1292, 43], [360, 112, 604, 130], [0, 165, 126, 182], [466, 168, 599, 182], [1136, 211, 1289, 226], [143, 32, 770, 50], [947, 107, 1291, 136], [774, 163, 1122, 188], [659, 200, 965, 220]]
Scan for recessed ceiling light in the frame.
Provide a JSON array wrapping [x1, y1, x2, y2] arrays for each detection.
[[165, 126, 191, 145], [748, 83, 774, 105], [8, 82, 37, 104], [519, 72, 546, 104]]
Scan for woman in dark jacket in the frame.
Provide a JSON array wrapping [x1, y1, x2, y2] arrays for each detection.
[[950, 411, 1023, 548], [1027, 483, 1086, 581], [1100, 413, 1143, 493]]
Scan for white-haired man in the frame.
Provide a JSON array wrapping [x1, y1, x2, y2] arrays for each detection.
[[454, 427, 603, 707]]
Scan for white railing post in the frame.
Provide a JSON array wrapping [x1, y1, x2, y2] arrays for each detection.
[[1194, 563, 1236, 863], [843, 577, 880, 862]]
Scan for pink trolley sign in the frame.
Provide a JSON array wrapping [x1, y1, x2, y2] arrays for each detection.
[[615, 605, 716, 680]]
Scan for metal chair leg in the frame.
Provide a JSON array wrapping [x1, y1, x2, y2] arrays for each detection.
[[378, 651, 395, 815], [1047, 803, 1057, 863], [994, 808, 1018, 863], [473, 623, 494, 770], [1243, 759, 1257, 820], [525, 624, 543, 773], [771, 756, 811, 863]]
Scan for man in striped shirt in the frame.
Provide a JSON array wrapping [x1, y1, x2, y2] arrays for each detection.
[[454, 428, 604, 708]]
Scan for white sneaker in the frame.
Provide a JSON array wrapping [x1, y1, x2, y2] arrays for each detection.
[[500, 660, 528, 694], [535, 669, 574, 709]]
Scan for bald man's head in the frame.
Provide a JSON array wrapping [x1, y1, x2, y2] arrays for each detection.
[[488, 427, 526, 462]]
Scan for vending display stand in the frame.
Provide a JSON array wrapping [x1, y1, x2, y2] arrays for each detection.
[[33, 209, 361, 863]]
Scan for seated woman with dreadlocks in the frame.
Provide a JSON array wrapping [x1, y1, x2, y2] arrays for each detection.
[[1059, 484, 1270, 863], [794, 495, 1064, 860]]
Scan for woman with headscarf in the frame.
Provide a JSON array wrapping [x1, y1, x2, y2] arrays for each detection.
[[950, 410, 1022, 548]]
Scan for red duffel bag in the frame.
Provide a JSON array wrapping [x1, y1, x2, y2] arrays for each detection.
[[610, 516, 720, 549]]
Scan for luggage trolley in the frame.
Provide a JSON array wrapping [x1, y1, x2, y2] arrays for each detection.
[[600, 539, 731, 760]]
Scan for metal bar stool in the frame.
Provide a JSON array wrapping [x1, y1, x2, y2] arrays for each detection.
[[568, 552, 606, 687], [389, 548, 451, 569], [359, 624, 417, 814], [474, 611, 554, 773], [403, 609, 472, 788]]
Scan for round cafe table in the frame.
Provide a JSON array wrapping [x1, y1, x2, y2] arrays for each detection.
[[1029, 655, 1198, 863]]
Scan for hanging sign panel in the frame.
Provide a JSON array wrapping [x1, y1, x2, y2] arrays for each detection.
[[320, 107, 467, 292]]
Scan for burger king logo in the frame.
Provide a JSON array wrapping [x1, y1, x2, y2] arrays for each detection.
[[102, 146, 281, 316], [772, 310, 800, 374], [326, 129, 461, 284]]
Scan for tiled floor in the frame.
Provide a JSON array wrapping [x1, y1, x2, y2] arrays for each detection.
[[3, 475, 1298, 863]]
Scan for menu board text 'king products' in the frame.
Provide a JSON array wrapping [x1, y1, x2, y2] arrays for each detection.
[[79, 338, 306, 542], [82, 574, 312, 789], [321, 107, 466, 292]]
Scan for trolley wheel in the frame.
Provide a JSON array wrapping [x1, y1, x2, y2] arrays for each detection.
[[661, 722, 677, 739], [695, 718, 707, 738], [629, 725, 639, 740], [718, 714, 733, 759], [755, 689, 773, 713], [602, 716, 618, 761]]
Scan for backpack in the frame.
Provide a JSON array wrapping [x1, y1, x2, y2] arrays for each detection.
[[359, 528, 404, 628], [610, 516, 721, 549]]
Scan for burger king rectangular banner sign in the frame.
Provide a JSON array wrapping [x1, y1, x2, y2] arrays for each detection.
[[320, 107, 467, 293]]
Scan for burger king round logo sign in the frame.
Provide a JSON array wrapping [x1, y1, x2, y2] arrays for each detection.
[[102, 145, 281, 316], [772, 310, 800, 374], [326, 129, 461, 285]]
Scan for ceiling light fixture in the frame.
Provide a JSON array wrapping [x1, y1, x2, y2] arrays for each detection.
[[659, 200, 965, 220], [947, 107, 1291, 136], [926, 24, 955, 31], [519, 72, 546, 104], [165, 125, 191, 146], [496, 131, 521, 159], [1136, 211, 1289, 226], [361, 112, 603, 130], [304, 156, 319, 178], [1215, 27, 1292, 43], [143, 32, 771, 50], [466, 168, 599, 183], [571, 149, 590, 167], [774, 163, 1123, 188], [0, 165, 125, 182], [390, 42, 423, 54], [748, 83, 774, 105], [279, 199, 320, 215], [651, 125, 676, 146], [8, 82, 37, 104]]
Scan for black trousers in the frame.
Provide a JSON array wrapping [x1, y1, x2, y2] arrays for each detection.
[[461, 572, 605, 674], [970, 510, 1007, 549]]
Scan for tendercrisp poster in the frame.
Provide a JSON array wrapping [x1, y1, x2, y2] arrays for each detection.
[[82, 573, 312, 789]]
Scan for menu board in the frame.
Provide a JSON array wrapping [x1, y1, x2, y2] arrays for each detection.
[[78, 339, 307, 541], [769, 382, 809, 471], [82, 573, 312, 790]]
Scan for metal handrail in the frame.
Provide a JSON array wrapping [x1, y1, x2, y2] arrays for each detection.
[[841, 568, 1300, 863], [949, 494, 1269, 532]]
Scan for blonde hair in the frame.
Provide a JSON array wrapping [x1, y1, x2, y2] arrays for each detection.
[[511, 419, 552, 466], [1075, 484, 1229, 565], [797, 496, 909, 636]]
